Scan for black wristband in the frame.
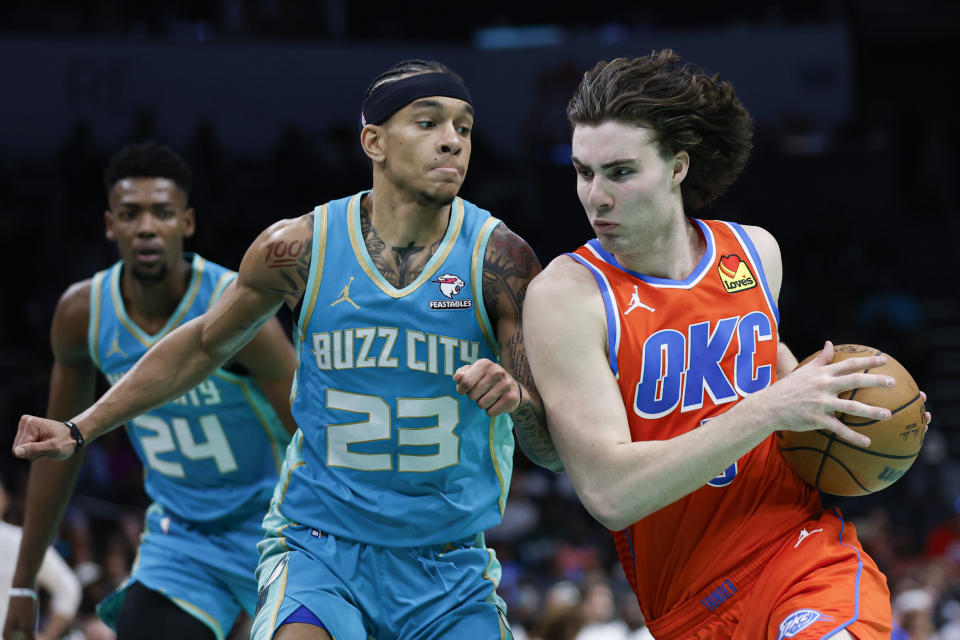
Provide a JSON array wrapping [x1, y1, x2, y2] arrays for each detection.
[[63, 421, 84, 449]]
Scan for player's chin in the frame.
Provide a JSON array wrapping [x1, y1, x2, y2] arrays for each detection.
[[130, 263, 169, 283], [417, 184, 460, 207], [595, 233, 630, 254]]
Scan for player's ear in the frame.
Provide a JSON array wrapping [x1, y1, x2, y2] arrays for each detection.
[[361, 124, 387, 164], [672, 150, 690, 186], [104, 209, 115, 241], [182, 207, 196, 239]]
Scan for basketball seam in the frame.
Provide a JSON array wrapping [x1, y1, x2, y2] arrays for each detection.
[[823, 449, 872, 493], [814, 433, 835, 490], [779, 443, 921, 460], [838, 392, 923, 427]]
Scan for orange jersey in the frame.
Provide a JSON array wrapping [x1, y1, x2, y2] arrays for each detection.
[[569, 219, 822, 625]]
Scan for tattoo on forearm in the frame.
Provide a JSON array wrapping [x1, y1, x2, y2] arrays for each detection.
[[506, 333, 538, 402], [504, 329, 552, 458], [482, 223, 558, 468]]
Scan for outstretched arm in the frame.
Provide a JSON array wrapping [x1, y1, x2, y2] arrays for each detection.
[[454, 222, 562, 472], [12, 213, 314, 460]]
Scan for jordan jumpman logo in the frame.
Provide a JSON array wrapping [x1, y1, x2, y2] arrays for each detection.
[[624, 285, 655, 315], [331, 276, 359, 309], [106, 335, 126, 358], [794, 527, 823, 548]]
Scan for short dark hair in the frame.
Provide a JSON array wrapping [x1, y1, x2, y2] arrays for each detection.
[[567, 49, 753, 210], [363, 59, 463, 103], [104, 141, 193, 197]]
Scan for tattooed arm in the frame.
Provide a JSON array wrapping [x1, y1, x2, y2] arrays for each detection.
[[481, 222, 562, 471], [13, 215, 314, 460]]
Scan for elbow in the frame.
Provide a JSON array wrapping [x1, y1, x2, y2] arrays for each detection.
[[594, 510, 638, 533], [578, 484, 640, 532], [197, 324, 219, 360]]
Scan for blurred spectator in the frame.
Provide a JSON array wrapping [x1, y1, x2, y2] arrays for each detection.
[[546, 580, 582, 607], [1, 476, 82, 640], [927, 513, 960, 568], [533, 604, 586, 640], [938, 600, 960, 640], [617, 592, 655, 640], [508, 582, 544, 640], [893, 588, 937, 639], [575, 578, 623, 640]]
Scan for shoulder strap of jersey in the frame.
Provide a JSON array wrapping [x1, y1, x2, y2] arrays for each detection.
[[565, 248, 622, 379], [207, 269, 238, 310], [295, 202, 331, 345], [470, 215, 501, 357], [87, 268, 111, 369]]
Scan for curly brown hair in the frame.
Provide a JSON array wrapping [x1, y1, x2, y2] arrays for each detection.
[[566, 49, 753, 210]]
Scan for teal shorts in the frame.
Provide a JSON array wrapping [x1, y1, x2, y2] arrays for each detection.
[[250, 524, 512, 640], [98, 503, 264, 640]]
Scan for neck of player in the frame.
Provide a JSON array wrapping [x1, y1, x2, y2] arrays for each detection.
[[121, 255, 193, 320], [364, 183, 451, 252], [616, 215, 704, 281]]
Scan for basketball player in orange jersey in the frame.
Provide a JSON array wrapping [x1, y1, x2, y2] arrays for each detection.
[[523, 50, 932, 639]]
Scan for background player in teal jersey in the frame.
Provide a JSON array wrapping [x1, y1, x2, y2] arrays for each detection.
[[4, 142, 298, 640], [11, 60, 560, 640]]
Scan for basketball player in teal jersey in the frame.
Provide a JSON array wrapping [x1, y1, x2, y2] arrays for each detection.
[[4, 142, 297, 640], [11, 61, 561, 639]]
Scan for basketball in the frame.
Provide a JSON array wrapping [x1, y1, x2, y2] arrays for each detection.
[[777, 344, 926, 496]]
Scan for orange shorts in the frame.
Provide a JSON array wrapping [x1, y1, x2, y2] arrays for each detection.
[[647, 511, 892, 639]]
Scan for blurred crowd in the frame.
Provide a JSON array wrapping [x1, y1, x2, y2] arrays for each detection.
[[2, 3, 960, 639]]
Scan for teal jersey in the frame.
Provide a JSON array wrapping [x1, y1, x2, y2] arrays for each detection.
[[89, 254, 291, 523], [277, 192, 514, 547]]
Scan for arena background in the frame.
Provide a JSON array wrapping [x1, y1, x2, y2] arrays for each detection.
[[1, 2, 958, 638]]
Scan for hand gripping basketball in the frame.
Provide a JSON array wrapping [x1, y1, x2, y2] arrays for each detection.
[[761, 341, 895, 447], [778, 343, 927, 495]]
